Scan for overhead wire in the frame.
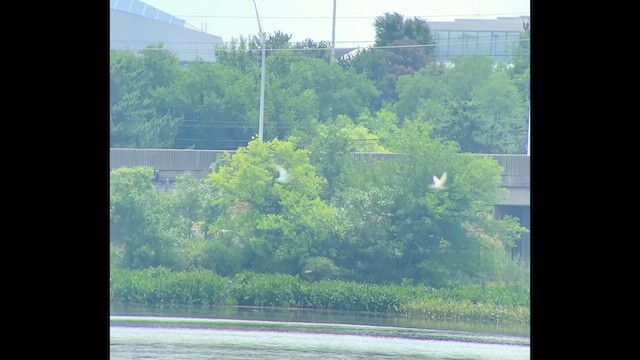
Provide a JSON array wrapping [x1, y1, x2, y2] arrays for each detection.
[[170, 12, 529, 19], [118, 37, 528, 53]]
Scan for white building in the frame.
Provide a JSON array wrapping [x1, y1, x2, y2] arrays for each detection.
[[428, 16, 530, 63], [110, 0, 223, 62]]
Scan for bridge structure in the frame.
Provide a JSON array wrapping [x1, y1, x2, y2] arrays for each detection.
[[110, 148, 530, 264], [110, 148, 529, 205]]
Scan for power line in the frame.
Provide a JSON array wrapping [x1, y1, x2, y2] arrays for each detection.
[[171, 12, 530, 20], [114, 37, 528, 53], [175, 121, 529, 134]]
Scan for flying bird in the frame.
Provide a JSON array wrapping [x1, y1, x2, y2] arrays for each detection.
[[275, 165, 291, 183], [430, 171, 447, 190]]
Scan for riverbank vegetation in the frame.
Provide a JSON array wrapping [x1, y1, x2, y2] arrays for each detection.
[[110, 128, 530, 324], [110, 13, 530, 325], [110, 267, 529, 324]]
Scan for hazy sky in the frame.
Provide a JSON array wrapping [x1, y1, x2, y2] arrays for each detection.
[[138, 0, 530, 47]]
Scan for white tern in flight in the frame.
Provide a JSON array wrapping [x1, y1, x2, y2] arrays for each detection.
[[429, 172, 447, 190], [275, 165, 291, 183]]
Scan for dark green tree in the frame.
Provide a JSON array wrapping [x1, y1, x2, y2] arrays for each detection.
[[214, 36, 260, 73], [509, 28, 530, 102], [110, 167, 179, 269], [110, 45, 183, 148], [160, 62, 259, 149], [292, 38, 333, 61], [335, 120, 527, 285], [204, 138, 345, 275], [263, 52, 379, 139], [341, 12, 436, 104]]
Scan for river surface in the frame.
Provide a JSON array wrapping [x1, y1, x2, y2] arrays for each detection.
[[110, 304, 530, 359]]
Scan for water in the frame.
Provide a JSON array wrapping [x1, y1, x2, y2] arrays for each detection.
[[110, 305, 529, 359]]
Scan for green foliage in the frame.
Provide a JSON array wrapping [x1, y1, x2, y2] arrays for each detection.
[[441, 56, 495, 101], [400, 298, 529, 324], [402, 280, 529, 323], [509, 30, 530, 99], [232, 271, 302, 307], [110, 46, 183, 148], [355, 109, 399, 138], [214, 36, 260, 72], [111, 130, 528, 288], [340, 12, 437, 103], [109, 25, 530, 291], [110, 28, 528, 154], [295, 120, 353, 199], [335, 115, 389, 153], [160, 61, 259, 149], [301, 257, 341, 281], [417, 98, 484, 153], [110, 244, 125, 269], [374, 13, 435, 48], [111, 167, 212, 270], [329, 120, 528, 286], [110, 268, 528, 323], [110, 166, 165, 268], [295, 116, 389, 200], [471, 71, 528, 153], [292, 38, 333, 61], [393, 63, 449, 120], [110, 267, 236, 305], [266, 53, 379, 125], [339, 48, 398, 107], [390, 55, 528, 153], [205, 138, 344, 275], [373, 12, 435, 75]]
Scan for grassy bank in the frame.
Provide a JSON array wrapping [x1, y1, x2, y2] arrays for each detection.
[[110, 267, 529, 324]]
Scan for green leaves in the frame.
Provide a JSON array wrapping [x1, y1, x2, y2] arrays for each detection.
[[389, 55, 528, 153], [204, 138, 340, 274]]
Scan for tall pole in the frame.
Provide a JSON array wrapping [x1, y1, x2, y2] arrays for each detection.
[[527, 109, 530, 155], [252, 0, 266, 141], [259, 31, 266, 141], [330, 0, 336, 62], [524, 17, 530, 156]]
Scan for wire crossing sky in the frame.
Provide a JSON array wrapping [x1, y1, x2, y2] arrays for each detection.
[[138, 0, 530, 46]]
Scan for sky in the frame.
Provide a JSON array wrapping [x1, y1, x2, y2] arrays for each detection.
[[138, 0, 530, 47]]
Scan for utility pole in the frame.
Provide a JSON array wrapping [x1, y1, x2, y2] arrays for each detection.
[[330, 0, 336, 62], [527, 109, 530, 155], [523, 16, 530, 155], [252, 0, 266, 141]]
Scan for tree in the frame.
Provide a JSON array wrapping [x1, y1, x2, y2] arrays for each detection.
[[441, 55, 494, 101], [471, 71, 528, 153], [294, 115, 389, 201], [152, 173, 220, 271], [110, 46, 183, 148], [509, 29, 530, 100], [391, 55, 527, 153], [264, 52, 379, 134], [204, 138, 345, 275], [214, 36, 260, 73], [416, 97, 487, 153], [265, 31, 293, 50], [334, 120, 527, 285], [341, 13, 436, 105], [393, 62, 449, 120], [292, 38, 333, 61], [161, 62, 259, 149], [110, 167, 178, 269], [155, 172, 216, 240]]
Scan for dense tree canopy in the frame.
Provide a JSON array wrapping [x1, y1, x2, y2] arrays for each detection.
[[109, 14, 530, 286], [110, 11, 530, 152], [110, 46, 184, 148], [111, 134, 528, 286]]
